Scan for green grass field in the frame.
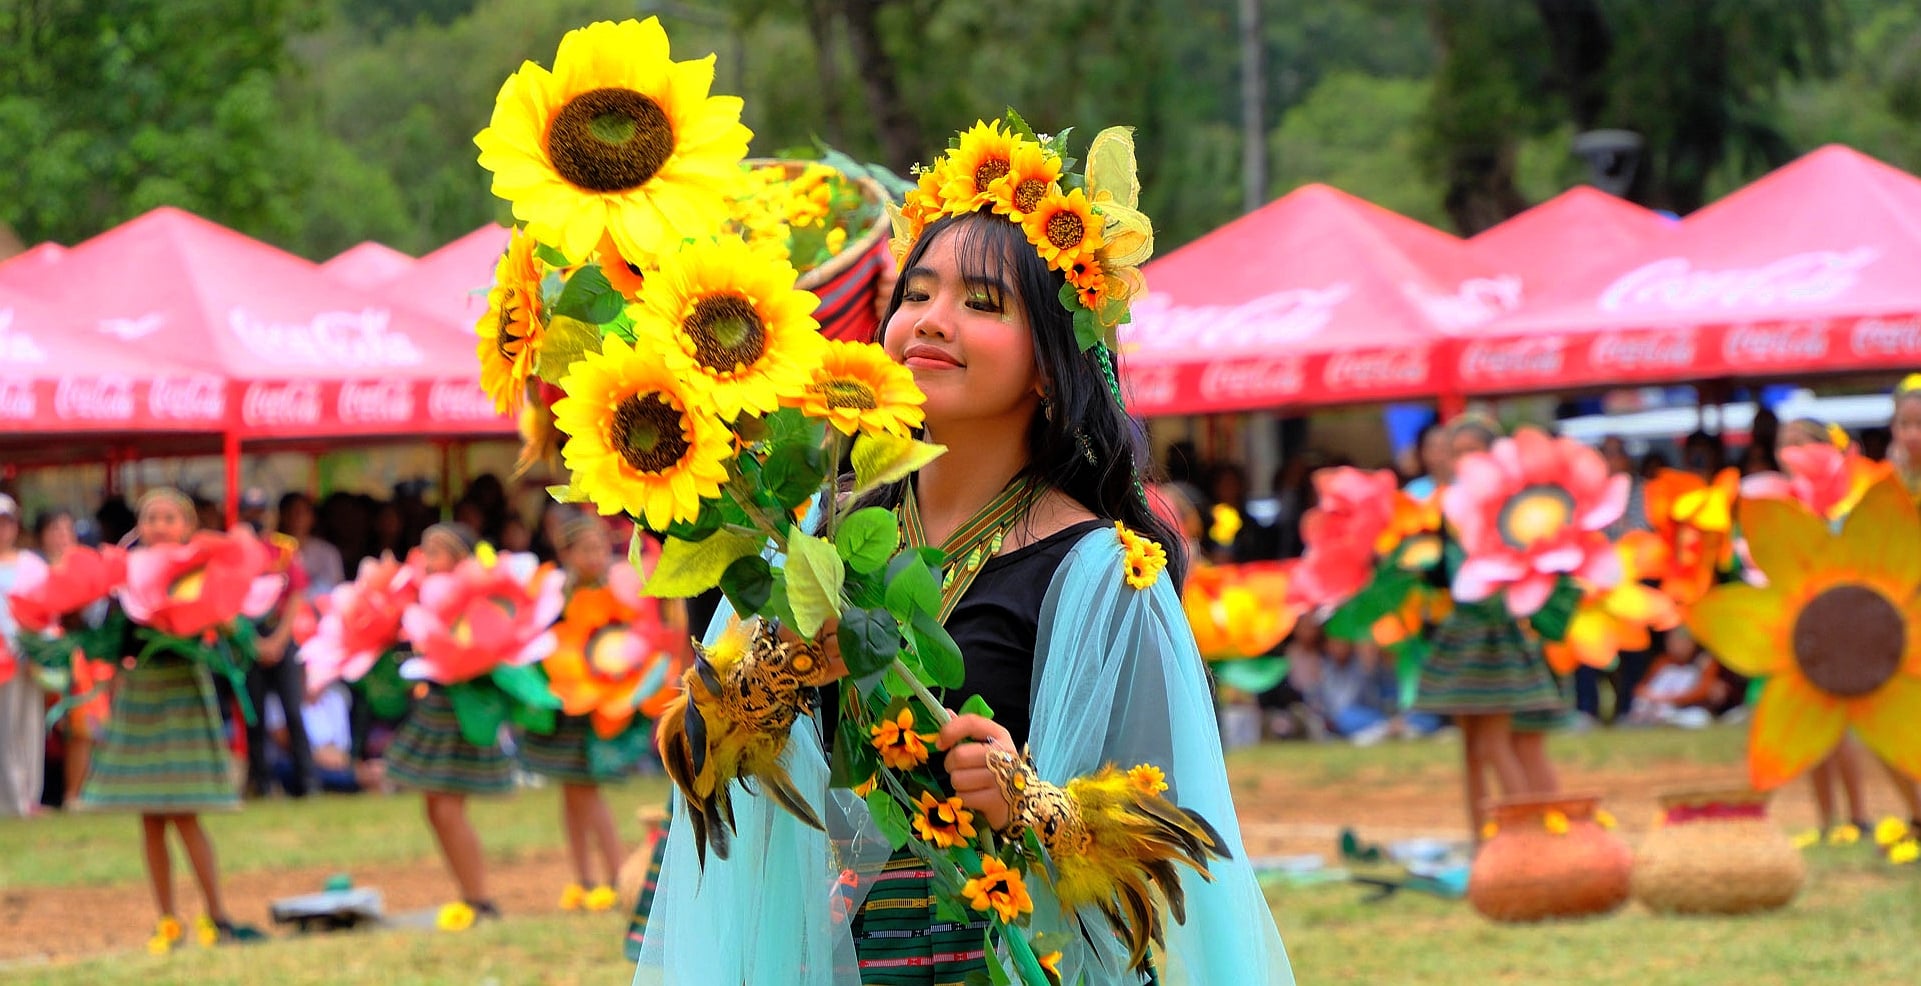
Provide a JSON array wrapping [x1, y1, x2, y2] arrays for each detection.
[[5, 728, 1917, 985]]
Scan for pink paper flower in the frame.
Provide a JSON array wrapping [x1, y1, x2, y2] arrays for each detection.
[[399, 557, 565, 685], [1292, 467, 1403, 606], [119, 529, 284, 637], [300, 554, 421, 691], [8, 546, 121, 634], [1442, 428, 1628, 617], [1741, 443, 1892, 521]]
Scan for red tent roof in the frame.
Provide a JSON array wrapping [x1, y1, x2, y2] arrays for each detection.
[[1119, 185, 1509, 415], [379, 224, 510, 335], [1468, 186, 1675, 286], [8, 208, 510, 440], [0, 242, 69, 289], [320, 241, 415, 290], [1460, 146, 1921, 394]]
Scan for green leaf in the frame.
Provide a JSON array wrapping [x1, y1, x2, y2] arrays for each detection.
[[851, 434, 947, 495], [357, 652, 412, 721], [829, 718, 880, 789], [1322, 566, 1419, 641], [1211, 656, 1291, 694], [763, 406, 824, 449], [865, 789, 913, 850], [846, 569, 887, 610], [1526, 576, 1585, 643], [664, 501, 724, 543], [533, 242, 571, 268], [1390, 637, 1430, 710], [446, 680, 509, 747], [551, 264, 624, 324], [533, 314, 604, 386], [763, 443, 827, 511], [785, 531, 846, 638], [645, 532, 766, 598], [909, 610, 964, 689], [985, 940, 1014, 986], [1071, 302, 1102, 352], [838, 605, 901, 677], [765, 570, 799, 628], [1003, 107, 1039, 142], [958, 694, 996, 720], [884, 555, 942, 621], [836, 507, 901, 575], [491, 663, 561, 709], [510, 703, 556, 735], [719, 555, 774, 617]]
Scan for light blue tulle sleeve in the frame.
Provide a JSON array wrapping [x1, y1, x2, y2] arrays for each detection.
[[1025, 528, 1294, 986]]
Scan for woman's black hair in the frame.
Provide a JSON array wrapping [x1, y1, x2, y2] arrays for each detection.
[[33, 509, 72, 540], [871, 210, 1187, 584]]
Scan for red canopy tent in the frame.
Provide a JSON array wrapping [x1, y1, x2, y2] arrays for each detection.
[[1468, 186, 1675, 288], [1456, 146, 1921, 396], [320, 241, 416, 290], [1118, 184, 1508, 416], [378, 224, 510, 335]]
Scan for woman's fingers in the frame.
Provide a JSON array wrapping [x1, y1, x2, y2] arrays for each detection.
[[935, 713, 1012, 752]]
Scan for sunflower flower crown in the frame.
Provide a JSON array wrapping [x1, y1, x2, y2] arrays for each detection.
[[890, 111, 1154, 354]]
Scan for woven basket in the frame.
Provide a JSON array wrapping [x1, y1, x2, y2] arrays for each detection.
[[1468, 793, 1633, 923], [1632, 788, 1804, 915], [744, 159, 892, 342]]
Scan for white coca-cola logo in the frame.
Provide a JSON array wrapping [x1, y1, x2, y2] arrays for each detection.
[[0, 379, 35, 420], [429, 380, 502, 421], [98, 313, 165, 341], [1199, 358, 1304, 402], [147, 375, 226, 421], [1588, 330, 1697, 370], [1324, 349, 1429, 391], [1722, 324, 1830, 365], [1120, 365, 1179, 411], [1121, 284, 1353, 352], [1460, 337, 1566, 380], [0, 309, 49, 363], [55, 377, 134, 420], [338, 379, 415, 424], [1403, 275, 1523, 331], [227, 308, 424, 368], [1599, 249, 1879, 313], [1850, 316, 1921, 358], [242, 381, 322, 427]]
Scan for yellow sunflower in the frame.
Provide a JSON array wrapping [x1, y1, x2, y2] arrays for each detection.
[[938, 120, 1029, 215], [870, 707, 936, 771], [1115, 522, 1167, 590], [794, 340, 926, 437], [476, 228, 546, 414], [474, 17, 752, 262], [632, 237, 825, 420], [988, 141, 1063, 223], [552, 335, 732, 529], [1687, 477, 1921, 790], [1022, 187, 1104, 274]]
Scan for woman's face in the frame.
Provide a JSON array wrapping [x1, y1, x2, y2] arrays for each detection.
[[1449, 429, 1490, 461], [1420, 428, 1452, 482], [138, 501, 193, 547], [39, 515, 75, 559], [561, 528, 612, 582], [1894, 397, 1921, 462], [0, 516, 16, 552], [882, 228, 1040, 431]]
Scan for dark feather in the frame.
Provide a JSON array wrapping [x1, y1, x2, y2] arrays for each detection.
[[1181, 807, 1231, 858], [708, 796, 733, 860], [683, 701, 709, 779], [1144, 857, 1187, 923], [693, 650, 723, 696], [763, 772, 826, 831], [688, 802, 712, 865]]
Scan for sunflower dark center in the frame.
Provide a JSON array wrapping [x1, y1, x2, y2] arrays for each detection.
[[1013, 178, 1048, 213], [1045, 210, 1086, 249], [495, 290, 524, 359], [816, 378, 877, 410], [1792, 585, 1904, 698], [684, 294, 766, 372], [610, 392, 689, 474], [546, 87, 674, 193], [974, 158, 1010, 191]]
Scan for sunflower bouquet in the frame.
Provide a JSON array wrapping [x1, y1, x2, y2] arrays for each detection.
[[730, 150, 906, 279]]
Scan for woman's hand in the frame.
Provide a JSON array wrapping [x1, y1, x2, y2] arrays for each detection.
[[938, 713, 1016, 831]]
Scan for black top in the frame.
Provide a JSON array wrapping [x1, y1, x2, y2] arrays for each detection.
[[947, 519, 1108, 747]]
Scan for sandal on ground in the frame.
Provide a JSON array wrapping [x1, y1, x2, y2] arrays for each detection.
[[147, 916, 184, 956], [559, 883, 588, 911], [195, 915, 267, 946], [583, 885, 619, 912]]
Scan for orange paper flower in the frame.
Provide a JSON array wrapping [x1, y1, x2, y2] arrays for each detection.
[[870, 707, 935, 771], [543, 562, 687, 737], [911, 790, 977, 849], [962, 855, 1033, 924], [1544, 531, 1683, 674], [1183, 561, 1301, 660]]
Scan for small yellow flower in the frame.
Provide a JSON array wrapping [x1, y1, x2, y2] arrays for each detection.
[[1891, 839, 1920, 866], [1827, 823, 1862, 846], [559, 883, 588, 911], [870, 708, 936, 771], [1593, 809, 1618, 830], [436, 901, 477, 932], [961, 855, 1034, 924], [912, 790, 978, 849], [853, 774, 878, 797], [147, 916, 184, 955], [794, 340, 926, 437], [1544, 810, 1571, 835], [1127, 763, 1169, 794], [1038, 949, 1065, 985], [1209, 503, 1243, 545], [1115, 523, 1167, 590], [1874, 817, 1910, 847]]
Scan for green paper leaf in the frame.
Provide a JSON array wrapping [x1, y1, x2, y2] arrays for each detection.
[[836, 507, 901, 575], [446, 680, 509, 747], [533, 314, 604, 386], [719, 555, 774, 617], [865, 788, 914, 850], [851, 434, 947, 495], [644, 532, 765, 598], [958, 694, 995, 720], [491, 663, 561, 709], [786, 532, 846, 638], [1526, 576, 1586, 643], [1390, 637, 1430, 710], [664, 501, 724, 543], [1323, 565, 1419, 641], [884, 555, 942, 621], [765, 570, 799, 628], [1071, 303, 1102, 353], [763, 443, 828, 511], [837, 605, 901, 677], [551, 264, 624, 324], [357, 652, 412, 721], [909, 610, 964, 689], [533, 242, 571, 268], [511, 703, 556, 735], [1211, 656, 1291, 694]]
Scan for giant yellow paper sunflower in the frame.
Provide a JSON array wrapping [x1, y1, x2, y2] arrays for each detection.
[[1544, 531, 1681, 674], [1021, 187, 1104, 274], [1687, 477, 1921, 791], [476, 227, 546, 414], [631, 237, 825, 420], [793, 340, 925, 437], [939, 120, 1030, 215], [552, 335, 732, 529], [474, 17, 752, 262]]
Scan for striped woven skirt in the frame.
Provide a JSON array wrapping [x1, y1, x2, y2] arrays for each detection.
[[385, 686, 513, 796], [1412, 598, 1565, 716], [519, 713, 625, 785], [623, 810, 671, 961], [850, 851, 990, 985], [77, 657, 238, 813]]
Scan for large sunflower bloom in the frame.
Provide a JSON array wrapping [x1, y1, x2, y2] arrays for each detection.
[[938, 120, 1027, 215], [552, 335, 731, 529], [1687, 477, 1921, 790], [632, 237, 825, 420], [1021, 187, 1104, 274], [794, 340, 925, 437], [476, 228, 546, 414], [474, 17, 752, 262], [988, 141, 1062, 223]]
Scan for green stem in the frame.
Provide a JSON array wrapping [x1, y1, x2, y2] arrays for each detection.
[[892, 657, 949, 727]]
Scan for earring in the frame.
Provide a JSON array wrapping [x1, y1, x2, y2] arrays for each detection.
[[1040, 393, 1055, 423]]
